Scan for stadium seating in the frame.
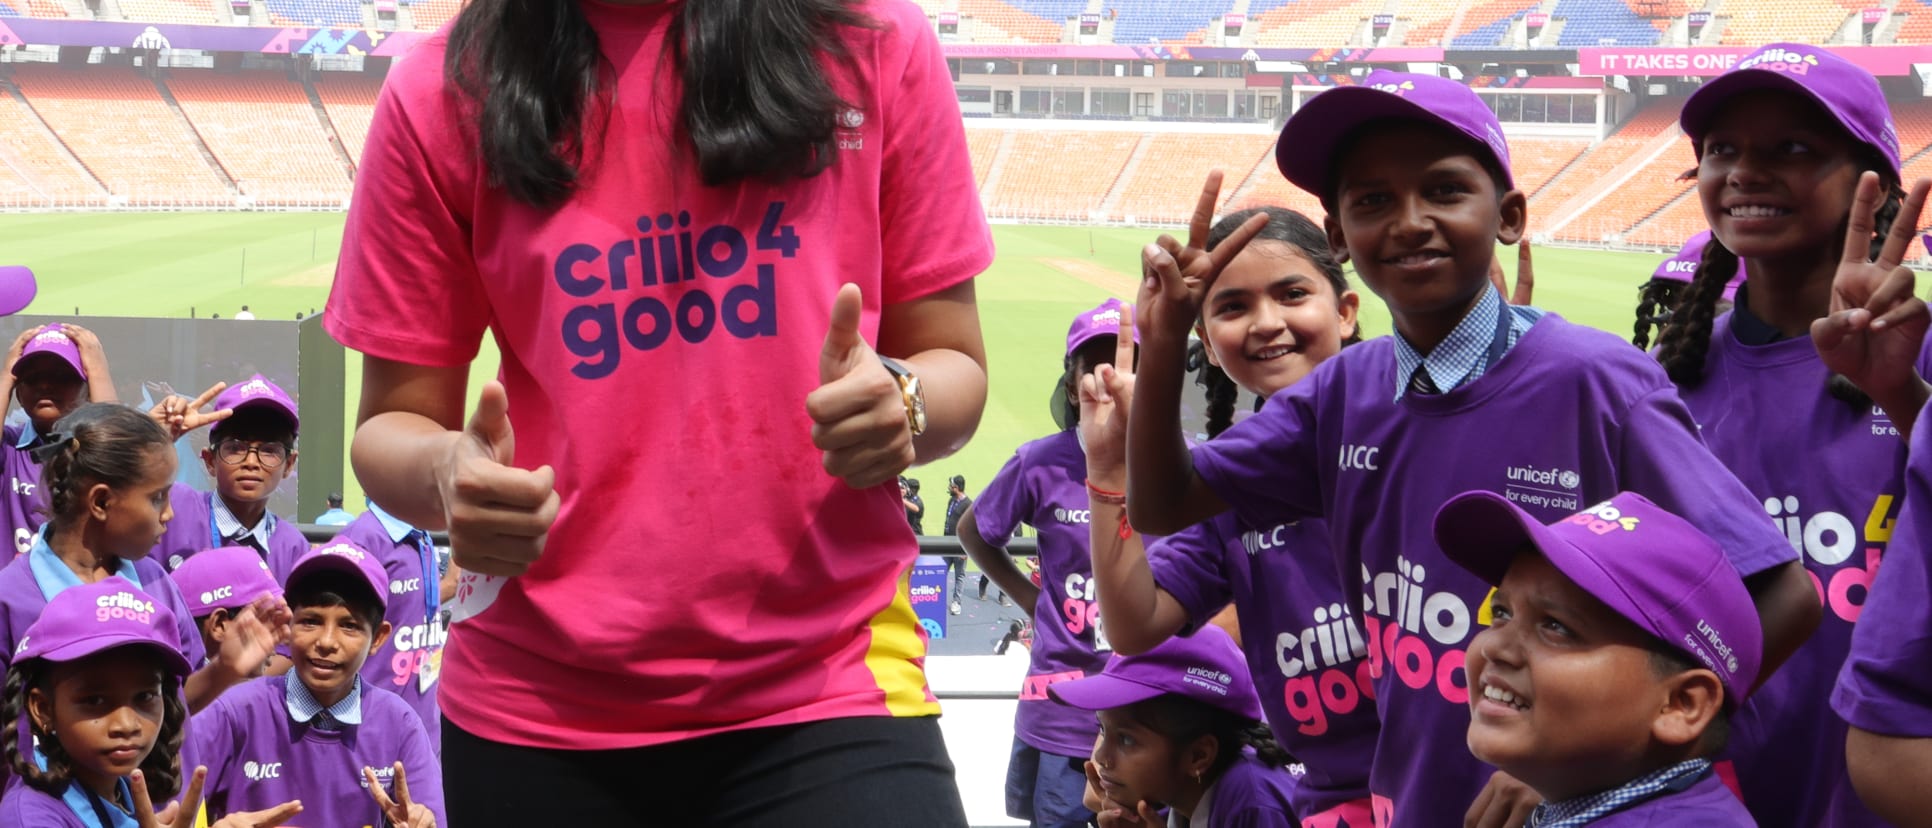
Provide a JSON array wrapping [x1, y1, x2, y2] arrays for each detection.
[[966, 128, 1003, 191], [1718, 0, 1854, 46], [1528, 99, 1681, 228], [1553, 153, 1693, 242], [1508, 138, 1591, 198], [1396, 0, 1463, 45], [165, 71, 350, 204], [0, 87, 103, 205], [984, 130, 1139, 220], [404, 0, 460, 30], [24, 0, 66, 16], [10, 66, 233, 202], [1451, 0, 1539, 48], [1553, 0, 1665, 46], [116, 0, 221, 24], [1108, 133, 1275, 223], [1228, 169, 1329, 230], [1248, 0, 1385, 47], [264, 0, 362, 27], [0, 1, 18, 16], [959, 0, 1066, 43], [313, 73, 381, 168], [1899, 0, 1932, 43], [1103, 0, 1234, 44]]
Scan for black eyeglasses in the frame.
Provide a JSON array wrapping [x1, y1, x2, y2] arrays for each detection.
[[214, 438, 289, 468]]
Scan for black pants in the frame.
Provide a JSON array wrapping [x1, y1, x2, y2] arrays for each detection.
[[444, 715, 968, 827]]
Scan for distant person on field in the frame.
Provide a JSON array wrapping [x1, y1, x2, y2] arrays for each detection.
[[234, 306, 256, 321], [902, 476, 924, 535], [943, 474, 970, 614], [316, 492, 355, 526], [0, 324, 120, 562]]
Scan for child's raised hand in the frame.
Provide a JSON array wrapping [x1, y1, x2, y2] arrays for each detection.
[[367, 762, 436, 828], [213, 593, 288, 681], [130, 766, 208, 828], [2, 325, 39, 374], [807, 283, 914, 489], [1463, 770, 1539, 828], [1078, 310, 1136, 489], [1137, 172, 1269, 342], [146, 381, 233, 441], [207, 802, 304, 828], [1814, 173, 1932, 403], [439, 380, 560, 578]]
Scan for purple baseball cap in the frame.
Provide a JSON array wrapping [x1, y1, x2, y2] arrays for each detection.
[[15, 326, 84, 380], [173, 546, 283, 617], [0, 266, 35, 316], [1049, 625, 1264, 721], [13, 577, 192, 678], [1681, 43, 1900, 180], [1434, 491, 1762, 701], [213, 373, 299, 434], [1276, 70, 1514, 198], [287, 541, 389, 612], [1651, 231, 1743, 301], [1051, 298, 1138, 429]]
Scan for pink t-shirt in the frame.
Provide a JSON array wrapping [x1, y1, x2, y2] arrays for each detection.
[[325, 0, 993, 749]]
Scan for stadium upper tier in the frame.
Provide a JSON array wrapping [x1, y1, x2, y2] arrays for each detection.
[[1, 0, 1925, 47]]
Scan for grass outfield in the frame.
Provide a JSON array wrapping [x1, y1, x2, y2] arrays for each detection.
[[6, 212, 1662, 516]]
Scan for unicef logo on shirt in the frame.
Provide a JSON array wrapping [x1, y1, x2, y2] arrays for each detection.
[[1558, 470, 1580, 490], [838, 108, 865, 129]]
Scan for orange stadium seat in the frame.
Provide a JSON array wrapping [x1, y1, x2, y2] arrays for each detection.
[[0, 86, 101, 206], [1899, 0, 1932, 43], [1450, 0, 1539, 47], [1508, 138, 1590, 199], [1395, 0, 1462, 45], [1230, 172, 1328, 228], [1554, 154, 1693, 243], [985, 131, 1139, 220], [23, 0, 69, 18], [1718, 0, 1854, 46], [117, 0, 221, 24], [165, 71, 351, 205], [958, 0, 1063, 43], [1248, 0, 1385, 47], [965, 127, 1003, 190], [407, 0, 460, 30], [1108, 133, 1275, 223], [314, 73, 382, 169], [10, 66, 232, 203]]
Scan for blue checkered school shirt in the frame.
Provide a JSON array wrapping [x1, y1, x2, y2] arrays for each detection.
[[285, 674, 364, 729], [1528, 758, 1713, 827], [1392, 286, 1543, 402]]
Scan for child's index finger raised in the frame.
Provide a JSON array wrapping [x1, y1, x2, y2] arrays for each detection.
[[1877, 178, 1932, 272], [1844, 171, 1884, 265], [1187, 170, 1228, 251]]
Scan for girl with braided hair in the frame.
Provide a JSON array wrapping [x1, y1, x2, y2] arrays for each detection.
[[1656, 43, 1932, 828], [1080, 205, 1378, 826]]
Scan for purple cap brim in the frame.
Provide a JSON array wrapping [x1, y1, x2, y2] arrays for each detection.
[[1277, 86, 1516, 198], [0, 267, 36, 317], [288, 549, 388, 612], [1048, 672, 1169, 711], [24, 633, 192, 678], [1681, 68, 1900, 180]]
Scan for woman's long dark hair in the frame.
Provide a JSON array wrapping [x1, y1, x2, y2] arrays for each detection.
[[446, 0, 871, 207], [1197, 207, 1362, 438], [1655, 149, 1902, 410]]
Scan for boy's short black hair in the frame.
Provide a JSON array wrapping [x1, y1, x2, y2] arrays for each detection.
[[1318, 118, 1514, 214], [285, 569, 384, 629], [1648, 640, 1730, 755], [209, 406, 299, 446]]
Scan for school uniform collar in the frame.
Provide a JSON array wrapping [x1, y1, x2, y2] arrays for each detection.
[[15, 424, 43, 449], [285, 673, 364, 727], [368, 502, 418, 544], [1528, 758, 1712, 828], [33, 745, 139, 828], [1165, 776, 1219, 828], [211, 493, 276, 552], [1391, 287, 1543, 402], [1726, 284, 1789, 347], [28, 526, 141, 603]]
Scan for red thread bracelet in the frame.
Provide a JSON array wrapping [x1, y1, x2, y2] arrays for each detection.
[[1085, 480, 1132, 538]]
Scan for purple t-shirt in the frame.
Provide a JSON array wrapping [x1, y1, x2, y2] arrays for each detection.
[[1680, 316, 1910, 828], [974, 429, 1111, 757], [152, 484, 310, 573], [1199, 750, 1301, 828], [1, 424, 50, 563], [187, 674, 445, 828], [1836, 393, 1932, 736], [0, 778, 87, 827], [1582, 772, 1755, 827], [1191, 315, 1796, 827], [1149, 513, 1376, 824], [278, 510, 444, 753]]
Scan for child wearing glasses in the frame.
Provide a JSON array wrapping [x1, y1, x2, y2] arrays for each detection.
[[151, 375, 309, 572]]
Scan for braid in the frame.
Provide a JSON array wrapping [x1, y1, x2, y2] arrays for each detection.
[[3, 664, 74, 796], [1654, 237, 1738, 387], [37, 437, 81, 527], [1827, 182, 1910, 410], [1631, 278, 1687, 351], [1237, 721, 1297, 769], [138, 680, 187, 803], [1200, 363, 1240, 439]]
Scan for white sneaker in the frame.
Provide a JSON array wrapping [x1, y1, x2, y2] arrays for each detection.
[[950, 600, 962, 615]]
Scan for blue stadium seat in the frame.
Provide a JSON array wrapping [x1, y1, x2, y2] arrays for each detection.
[[0, 0, 18, 15], [263, 0, 361, 27], [1103, 0, 1235, 43], [1452, 12, 1526, 47], [1552, 0, 1663, 46], [1001, 0, 1089, 22]]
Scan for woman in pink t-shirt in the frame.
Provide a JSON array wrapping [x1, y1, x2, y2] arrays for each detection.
[[326, 0, 993, 824]]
